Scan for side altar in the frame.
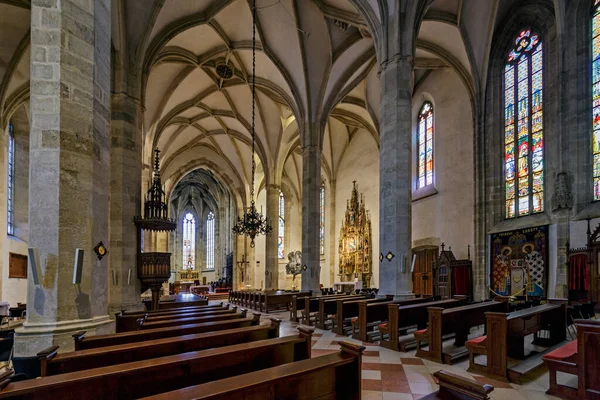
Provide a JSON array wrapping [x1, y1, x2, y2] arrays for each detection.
[[338, 182, 373, 287]]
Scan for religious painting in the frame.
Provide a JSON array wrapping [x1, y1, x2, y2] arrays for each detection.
[[490, 225, 548, 297], [9, 253, 27, 279]]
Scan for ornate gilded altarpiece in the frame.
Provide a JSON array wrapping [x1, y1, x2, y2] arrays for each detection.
[[338, 182, 372, 286]]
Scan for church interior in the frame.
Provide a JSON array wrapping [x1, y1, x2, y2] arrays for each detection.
[[0, 0, 599, 398]]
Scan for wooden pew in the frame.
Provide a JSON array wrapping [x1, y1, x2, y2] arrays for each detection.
[[466, 300, 567, 383], [353, 296, 436, 342], [316, 295, 369, 330], [262, 291, 311, 313], [138, 309, 246, 330], [119, 302, 223, 317], [332, 296, 393, 335], [379, 298, 466, 351], [153, 295, 208, 310], [73, 312, 260, 350], [420, 370, 494, 400], [139, 341, 364, 400], [39, 318, 282, 376], [117, 305, 233, 333], [303, 294, 360, 326], [0, 327, 313, 400], [415, 300, 507, 364], [541, 319, 600, 400], [290, 293, 344, 323]]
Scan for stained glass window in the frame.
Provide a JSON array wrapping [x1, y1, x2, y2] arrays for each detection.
[[206, 212, 214, 269], [417, 102, 434, 189], [278, 191, 285, 258], [182, 213, 196, 270], [504, 29, 544, 218], [593, 1, 600, 200], [7, 122, 14, 235], [320, 184, 325, 256]]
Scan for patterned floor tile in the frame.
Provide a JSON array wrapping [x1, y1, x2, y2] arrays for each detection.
[[400, 357, 424, 365], [363, 370, 382, 380]]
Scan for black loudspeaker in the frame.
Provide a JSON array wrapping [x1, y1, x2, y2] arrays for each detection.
[[72, 249, 84, 285], [28, 248, 42, 286]]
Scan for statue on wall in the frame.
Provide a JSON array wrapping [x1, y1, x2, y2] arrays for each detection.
[[285, 251, 303, 281], [338, 181, 372, 286]]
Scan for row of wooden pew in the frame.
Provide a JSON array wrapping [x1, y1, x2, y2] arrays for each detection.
[[229, 290, 312, 313], [0, 301, 369, 399]]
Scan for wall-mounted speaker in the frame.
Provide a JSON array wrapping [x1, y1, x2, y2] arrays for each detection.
[[410, 254, 416, 273], [73, 248, 84, 285], [127, 269, 132, 285], [111, 269, 118, 286], [28, 248, 42, 285]]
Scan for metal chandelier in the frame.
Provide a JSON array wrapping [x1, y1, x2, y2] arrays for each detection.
[[232, 0, 272, 247]]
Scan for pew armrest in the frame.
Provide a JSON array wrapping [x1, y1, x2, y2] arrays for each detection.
[[252, 312, 261, 322], [37, 346, 59, 361], [240, 308, 248, 318], [0, 369, 14, 390], [297, 325, 315, 340], [269, 317, 282, 328], [339, 340, 365, 356], [72, 331, 86, 344], [434, 370, 494, 399]]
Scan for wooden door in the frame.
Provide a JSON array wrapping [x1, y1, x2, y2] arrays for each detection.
[[412, 248, 437, 296]]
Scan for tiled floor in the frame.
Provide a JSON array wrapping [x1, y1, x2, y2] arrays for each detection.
[[269, 309, 573, 400]]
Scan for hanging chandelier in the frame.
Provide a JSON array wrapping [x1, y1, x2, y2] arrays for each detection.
[[232, 0, 272, 248]]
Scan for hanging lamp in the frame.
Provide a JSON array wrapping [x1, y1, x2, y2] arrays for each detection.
[[232, 0, 272, 247]]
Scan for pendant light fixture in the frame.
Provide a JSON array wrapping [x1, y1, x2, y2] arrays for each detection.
[[232, 0, 272, 247]]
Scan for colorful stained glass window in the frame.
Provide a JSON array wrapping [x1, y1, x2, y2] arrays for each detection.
[[593, 1, 600, 200], [504, 29, 544, 218], [206, 212, 215, 269], [7, 122, 14, 236], [417, 102, 434, 189], [320, 184, 325, 256], [278, 191, 285, 258], [183, 213, 196, 270]]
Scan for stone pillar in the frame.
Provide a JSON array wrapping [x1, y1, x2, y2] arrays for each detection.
[[17, 0, 113, 355], [265, 184, 280, 289], [328, 180, 336, 286], [378, 57, 413, 298], [108, 93, 143, 314], [301, 144, 322, 292]]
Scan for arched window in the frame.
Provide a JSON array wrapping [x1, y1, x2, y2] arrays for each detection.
[[504, 29, 544, 218], [7, 121, 14, 235], [206, 212, 214, 269], [593, 1, 600, 200], [182, 213, 196, 270], [320, 184, 325, 256], [278, 191, 285, 258], [417, 102, 434, 189]]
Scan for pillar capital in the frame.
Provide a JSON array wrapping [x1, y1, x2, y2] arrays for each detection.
[[380, 54, 414, 73]]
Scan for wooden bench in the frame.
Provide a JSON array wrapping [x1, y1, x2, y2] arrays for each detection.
[[466, 299, 567, 383], [73, 312, 261, 350], [332, 296, 393, 335], [420, 370, 494, 400], [302, 294, 360, 326], [352, 296, 436, 342], [262, 291, 311, 313], [39, 318, 282, 377], [143, 307, 237, 323], [315, 295, 369, 330], [379, 298, 465, 351], [0, 327, 313, 399], [138, 309, 246, 330], [415, 300, 507, 364], [139, 341, 364, 400], [541, 319, 600, 400], [117, 305, 234, 333], [151, 295, 208, 310]]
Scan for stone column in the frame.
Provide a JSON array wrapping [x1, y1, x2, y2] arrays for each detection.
[[301, 144, 322, 292], [328, 180, 336, 286], [17, 0, 113, 355], [108, 93, 143, 314], [265, 184, 280, 289], [378, 56, 413, 298]]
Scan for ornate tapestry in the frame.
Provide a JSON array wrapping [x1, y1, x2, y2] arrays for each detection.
[[338, 182, 372, 285], [490, 225, 548, 297]]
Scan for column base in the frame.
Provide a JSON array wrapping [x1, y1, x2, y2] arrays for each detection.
[[108, 301, 146, 316], [392, 291, 415, 301], [14, 315, 113, 356]]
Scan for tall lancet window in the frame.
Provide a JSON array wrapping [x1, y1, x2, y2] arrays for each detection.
[[182, 213, 196, 270], [504, 29, 544, 218], [593, 0, 600, 200], [320, 184, 325, 256], [417, 102, 434, 189], [7, 122, 14, 235], [206, 212, 215, 269], [278, 191, 285, 258]]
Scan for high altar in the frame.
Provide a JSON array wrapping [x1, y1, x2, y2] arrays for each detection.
[[338, 182, 373, 286]]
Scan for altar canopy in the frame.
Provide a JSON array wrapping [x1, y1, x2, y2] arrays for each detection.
[[338, 182, 372, 286], [490, 225, 548, 297]]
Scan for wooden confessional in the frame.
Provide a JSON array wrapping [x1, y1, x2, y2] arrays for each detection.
[[432, 244, 473, 301], [566, 219, 600, 306]]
